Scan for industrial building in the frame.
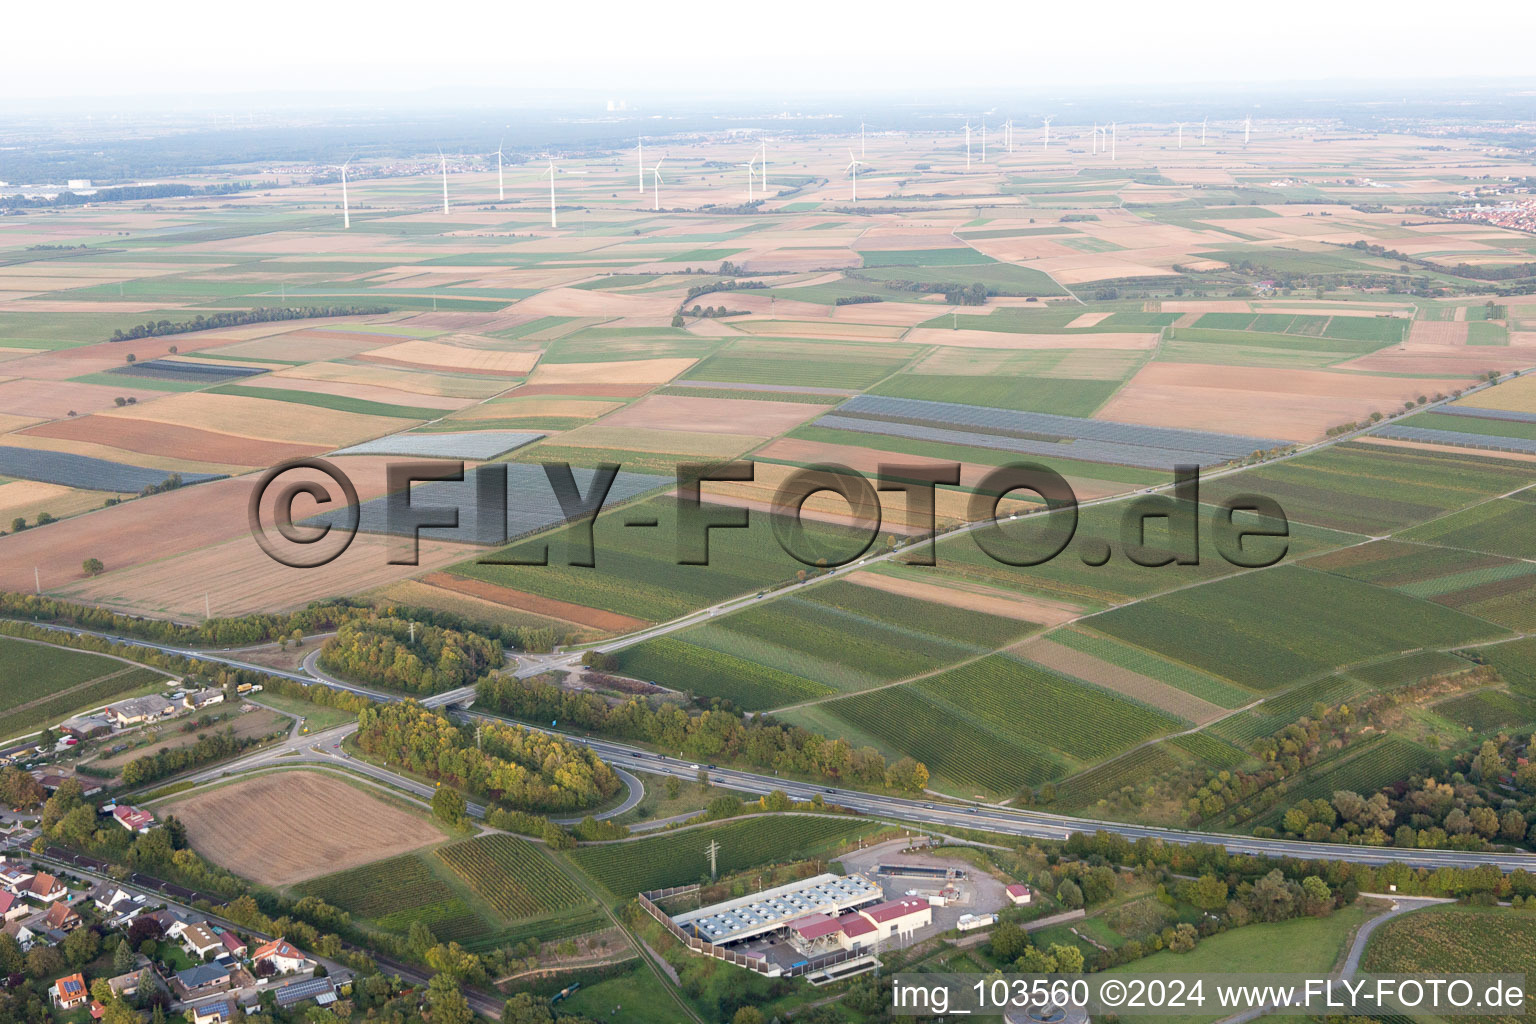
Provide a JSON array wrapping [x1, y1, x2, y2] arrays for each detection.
[[672, 873, 883, 946]]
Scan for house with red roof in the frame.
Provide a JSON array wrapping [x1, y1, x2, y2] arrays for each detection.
[[855, 897, 931, 941], [52, 972, 88, 1010], [1005, 883, 1033, 905], [219, 930, 247, 957], [44, 902, 81, 933], [24, 872, 66, 903], [112, 805, 156, 834], [0, 893, 28, 923], [251, 938, 313, 975]]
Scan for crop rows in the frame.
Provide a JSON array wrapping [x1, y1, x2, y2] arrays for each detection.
[[804, 578, 1037, 649], [1435, 689, 1536, 733], [570, 816, 877, 899], [0, 445, 223, 493], [1052, 628, 1254, 708], [1242, 737, 1442, 828], [1090, 565, 1503, 691], [823, 685, 1060, 794], [1054, 745, 1184, 807], [1166, 732, 1250, 770], [298, 853, 470, 930], [917, 655, 1181, 763], [436, 835, 589, 921], [616, 636, 832, 710], [332, 430, 543, 460], [1402, 498, 1536, 560]]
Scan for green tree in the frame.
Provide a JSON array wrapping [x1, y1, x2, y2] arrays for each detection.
[[427, 973, 473, 1024], [1055, 879, 1083, 909], [62, 926, 99, 965], [82, 557, 105, 576], [113, 937, 136, 974], [732, 1009, 765, 1024], [989, 920, 1029, 962], [503, 991, 553, 1024], [432, 785, 467, 827]]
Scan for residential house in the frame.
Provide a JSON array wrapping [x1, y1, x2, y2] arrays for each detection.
[[177, 922, 224, 960], [23, 871, 66, 903], [52, 973, 88, 1010], [218, 930, 247, 958], [106, 970, 143, 999], [112, 805, 156, 834], [103, 695, 177, 728], [173, 962, 232, 999], [251, 937, 313, 975], [44, 901, 81, 933], [183, 688, 225, 711], [59, 715, 111, 740], [0, 861, 33, 892], [0, 893, 28, 923], [0, 921, 35, 951], [273, 976, 338, 1011], [192, 1001, 237, 1024]]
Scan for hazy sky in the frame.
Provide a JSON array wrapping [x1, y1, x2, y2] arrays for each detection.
[[12, 0, 1536, 103]]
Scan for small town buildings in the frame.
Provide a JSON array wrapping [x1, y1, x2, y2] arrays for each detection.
[[219, 930, 247, 958], [252, 937, 313, 975], [52, 973, 88, 1010], [106, 970, 143, 999], [191, 999, 237, 1024], [104, 695, 177, 728], [183, 688, 225, 711], [0, 861, 33, 891], [0, 893, 27, 923], [112, 805, 156, 834], [1, 921, 35, 951], [174, 921, 224, 959], [1005, 883, 1033, 905], [174, 962, 232, 998], [23, 871, 66, 902], [855, 897, 931, 942], [273, 976, 338, 1011], [60, 715, 111, 739], [44, 902, 81, 933]]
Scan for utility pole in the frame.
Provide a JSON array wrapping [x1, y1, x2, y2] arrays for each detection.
[[705, 840, 720, 881], [409, 621, 416, 644], [34, 567, 40, 594]]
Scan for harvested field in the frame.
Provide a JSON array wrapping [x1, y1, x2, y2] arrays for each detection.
[[276, 361, 512, 399], [902, 329, 1159, 350], [509, 383, 653, 398], [163, 771, 445, 886], [597, 394, 825, 434], [0, 379, 165, 418], [19, 415, 328, 467], [421, 572, 649, 631], [103, 391, 415, 445], [1013, 637, 1228, 724], [544, 424, 762, 457], [525, 357, 696, 386], [1408, 321, 1470, 345], [212, 331, 384, 363], [358, 339, 540, 376], [844, 570, 1081, 624], [0, 479, 108, 521], [1458, 374, 1536, 414], [1097, 362, 1464, 441], [233, 374, 470, 411]]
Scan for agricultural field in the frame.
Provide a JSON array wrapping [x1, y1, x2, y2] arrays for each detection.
[[160, 771, 448, 886], [0, 637, 173, 738], [1361, 905, 1536, 990], [569, 815, 883, 900]]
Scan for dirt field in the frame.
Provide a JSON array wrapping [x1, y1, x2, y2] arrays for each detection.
[[844, 570, 1081, 624], [1014, 637, 1226, 724], [420, 572, 650, 631], [526, 357, 697, 387], [1408, 321, 1470, 345], [20, 415, 329, 467], [105, 391, 418, 445], [358, 339, 540, 376], [0, 379, 166, 419], [233, 373, 470, 410], [1096, 362, 1465, 441], [597, 394, 825, 434], [163, 771, 445, 886], [548, 424, 763, 457], [1457, 374, 1536, 413]]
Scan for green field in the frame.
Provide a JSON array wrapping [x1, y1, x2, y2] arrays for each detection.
[[1089, 565, 1504, 691], [1400, 497, 1536, 560], [682, 342, 912, 389], [209, 383, 443, 419], [296, 850, 482, 943], [1051, 627, 1255, 708], [569, 815, 881, 900], [616, 637, 833, 709], [867, 372, 1121, 416], [1240, 736, 1444, 829], [0, 639, 169, 739], [436, 834, 592, 921], [1362, 904, 1536, 983]]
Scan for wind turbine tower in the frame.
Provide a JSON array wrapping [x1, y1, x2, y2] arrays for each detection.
[[438, 149, 449, 216], [1201, 117, 1208, 145], [495, 140, 506, 201], [651, 157, 665, 212], [1043, 116, 1053, 151], [742, 160, 755, 202], [1092, 123, 1098, 155], [339, 160, 351, 229], [1244, 115, 1252, 146], [1177, 123, 1184, 149], [845, 149, 863, 202], [544, 159, 558, 229], [963, 123, 971, 170]]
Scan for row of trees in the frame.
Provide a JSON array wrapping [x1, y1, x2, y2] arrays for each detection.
[[354, 701, 621, 812], [0, 181, 251, 210], [318, 616, 501, 694], [119, 725, 276, 787], [107, 304, 389, 342], [476, 672, 931, 791]]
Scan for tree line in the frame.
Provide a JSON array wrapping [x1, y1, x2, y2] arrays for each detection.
[[318, 617, 500, 695], [120, 726, 277, 787], [0, 181, 252, 210], [107, 304, 389, 342], [476, 673, 931, 791], [354, 701, 621, 812]]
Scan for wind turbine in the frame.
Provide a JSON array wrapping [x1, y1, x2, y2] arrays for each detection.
[[963, 122, 971, 170], [1176, 122, 1184, 149], [1043, 116, 1053, 151], [495, 140, 506, 201], [543, 158, 558, 228], [742, 159, 756, 202], [1092, 123, 1099, 155], [438, 148, 449, 216], [1005, 119, 1013, 154], [651, 156, 665, 212], [1201, 117, 1208, 146], [1243, 115, 1252, 146], [845, 148, 863, 202], [338, 159, 351, 229]]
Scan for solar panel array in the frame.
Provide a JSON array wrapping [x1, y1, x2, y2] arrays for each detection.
[[0, 446, 224, 492], [818, 396, 1290, 470], [1437, 405, 1536, 425], [677, 874, 881, 944], [1373, 424, 1536, 455], [330, 430, 545, 460], [303, 463, 663, 545]]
